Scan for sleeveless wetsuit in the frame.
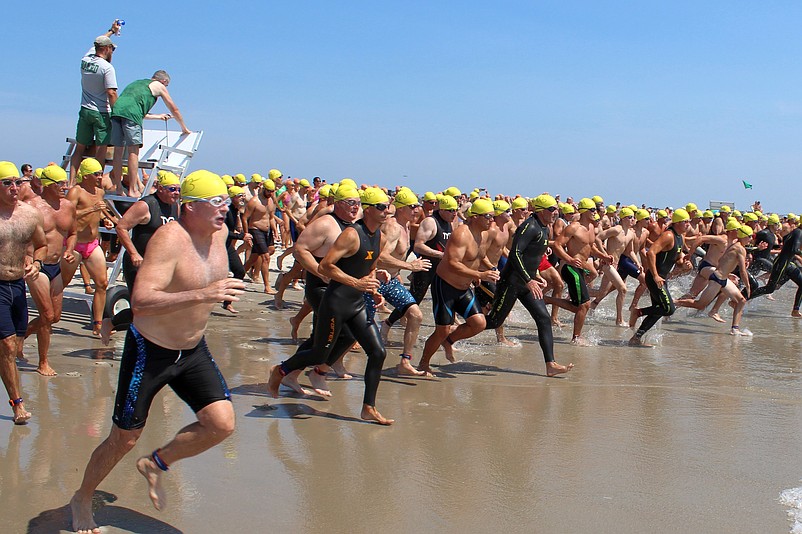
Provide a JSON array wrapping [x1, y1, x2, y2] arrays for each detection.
[[122, 194, 178, 292], [748, 228, 802, 310], [635, 227, 682, 338]]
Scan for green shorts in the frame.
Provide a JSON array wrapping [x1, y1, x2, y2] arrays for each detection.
[[76, 107, 112, 146]]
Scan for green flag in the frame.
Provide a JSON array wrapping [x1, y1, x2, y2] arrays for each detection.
[[742, 180, 753, 189]]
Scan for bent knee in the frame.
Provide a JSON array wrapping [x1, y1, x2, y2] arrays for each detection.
[[407, 306, 423, 322]]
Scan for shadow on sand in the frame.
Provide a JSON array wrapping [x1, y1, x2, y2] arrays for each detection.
[[245, 402, 368, 424]]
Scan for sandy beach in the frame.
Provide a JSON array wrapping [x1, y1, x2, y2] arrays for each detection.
[[4, 261, 802, 533]]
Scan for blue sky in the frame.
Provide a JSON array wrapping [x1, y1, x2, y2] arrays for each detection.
[[4, 1, 802, 212]]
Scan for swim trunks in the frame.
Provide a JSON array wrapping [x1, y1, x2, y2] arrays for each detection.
[[112, 325, 231, 430], [251, 228, 274, 255], [538, 255, 553, 271], [364, 276, 418, 323], [40, 263, 62, 282], [0, 279, 27, 339], [431, 274, 481, 326], [74, 239, 100, 260], [617, 255, 641, 280], [560, 264, 590, 306]]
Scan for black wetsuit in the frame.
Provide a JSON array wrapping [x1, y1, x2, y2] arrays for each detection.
[[296, 213, 357, 358], [281, 220, 387, 406], [749, 228, 777, 274], [387, 211, 452, 326], [114, 195, 177, 329], [222, 208, 247, 310], [748, 228, 802, 310], [635, 227, 682, 338], [484, 215, 555, 363]]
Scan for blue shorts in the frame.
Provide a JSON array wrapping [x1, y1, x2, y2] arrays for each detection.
[[0, 279, 28, 339], [41, 263, 61, 282], [431, 274, 481, 326], [364, 276, 417, 323], [617, 255, 641, 280]]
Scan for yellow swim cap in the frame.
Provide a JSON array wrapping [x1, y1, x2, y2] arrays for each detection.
[[605, 205, 617, 214], [768, 214, 781, 225], [298, 178, 310, 188], [577, 198, 596, 212], [79, 158, 102, 177], [268, 169, 282, 181], [754, 210, 763, 217], [439, 195, 458, 211], [742, 212, 758, 222], [444, 186, 462, 197], [34, 167, 43, 179], [737, 225, 753, 238], [221, 174, 235, 186], [685, 202, 698, 214], [619, 207, 635, 218], [469, 191, 479, 200], [788, 212, 797, 220], [672, 209, 690, 223], [318, 184, 332, 198], [656, 209, 669, 219], [251, 173, 264, 183], [423, 191, 437, 202], [334, 184, 360, 201], [361, 187, 389, 206], [628, 204, 638, 212], [725, 218, 741, 231], [233, 173, 246, 184], [719, 205, 732, 213], [157, 171, 180, 187], [635, 209, 651, 221], [340, 178, 357, 189], [511, 197, 528, 210], [181, 170, 227, 204], [702, 210, 714, 219], [393, 189, 419, 208], [733, 210, 742, 218], [592, 212, 601, 221], [561, 203, 576, 215], [469, 198, 494, 216], [531, 194, 558, 211], [592, 195, 604, 204], [40, 165, 67, 185], [492, 200, 510, 215], [228, 186, 245, 197]]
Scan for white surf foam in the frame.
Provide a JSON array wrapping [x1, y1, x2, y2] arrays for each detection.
[[779, 483, 802, 533]]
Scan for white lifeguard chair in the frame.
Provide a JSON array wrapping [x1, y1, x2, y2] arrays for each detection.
[[60, 128, 203, 316]]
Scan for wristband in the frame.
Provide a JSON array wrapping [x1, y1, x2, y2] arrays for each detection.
[[33, 259, 43, 269]]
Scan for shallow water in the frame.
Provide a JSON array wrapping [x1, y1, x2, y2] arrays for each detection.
[[5, 274, 802, 533]]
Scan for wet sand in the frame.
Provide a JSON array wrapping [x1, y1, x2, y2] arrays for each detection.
[[5, 268, 802, 533]]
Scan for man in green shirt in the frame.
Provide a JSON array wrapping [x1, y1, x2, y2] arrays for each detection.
[[110, 70, 190, 197]]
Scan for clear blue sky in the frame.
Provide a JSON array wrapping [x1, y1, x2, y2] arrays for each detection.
[[4, 1, 801, 212]]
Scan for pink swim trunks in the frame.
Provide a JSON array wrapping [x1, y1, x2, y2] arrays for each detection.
[[73, 239, 100, 260]]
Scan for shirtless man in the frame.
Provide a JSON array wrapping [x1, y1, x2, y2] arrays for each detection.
[[370, 189, 432, 374], [0, 162, 47, 424], [590, 207, 637, 326], [548, 198, 613, 345], [70, 170, 242, 534], [417, 199, 500, 375], [267, 187, 394, 425], [242, 181, 278, 293], [61, 158, 112, 336], [20, 165, 77, 375], [677, 223, 752, 335], [627, 209, 654, 310]]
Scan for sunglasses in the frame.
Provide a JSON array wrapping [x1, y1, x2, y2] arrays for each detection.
[[481, 213, 494, 219], [162, 186, 180, 192], [338, 199, 360, 207], [363, 203, 389, 211], [545, 206, 558, 212], [1, 179, 24, 187], [183, 196, 231, 207], [442, 208, 457, 213]]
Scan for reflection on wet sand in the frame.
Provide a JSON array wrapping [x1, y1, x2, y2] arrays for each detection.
[[2, 277, 802, 532]]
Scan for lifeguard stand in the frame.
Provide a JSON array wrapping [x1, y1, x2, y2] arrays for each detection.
[[60, 128, 203, 314]]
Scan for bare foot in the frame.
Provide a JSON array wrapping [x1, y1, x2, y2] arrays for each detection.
[[629, 308, 641, 328], [350, 342, 362, 352], [570, 336, 591, 347], [99, 318, 115, 346], [380, 320, 391, 343], [16, 351, 28, 363], [552, 319, 564, 327], [92, 321, 102, 337], [136, 455, 167, 511], [496, 337, 517, 347], [307, 369, 332, 396], [628, 336, 653, 348], [274, 295, 284, 310], [767, 294, 776, 301], [36, 364, 57, 376], [84, 284, 95, 295], [266, 365, 284, 398], [12, 403, 31, 425], [70, 492, 100, 534], [546, 361, 574, 377], [397, 359, 426, 376], [616, 320, 627, 327], [281, 371, 312, 395], [288, 316, 301, 343], [443, 339, 456, 362], [331, 361, 353, 379], [793, 310, 802, 318], [416, 364, 435, 377], [361, 404, 394, 425], [223, 303, 238, 315], [264, 287, 277, 295], [708, 312, 726, 323]]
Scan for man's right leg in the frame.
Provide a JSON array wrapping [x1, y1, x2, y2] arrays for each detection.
[[0, 335, 29, 424], [70, 425, 144, 533], [22, 274, 57, 375], [70, 143, 87, 185], [127, 146, 142, 197]]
